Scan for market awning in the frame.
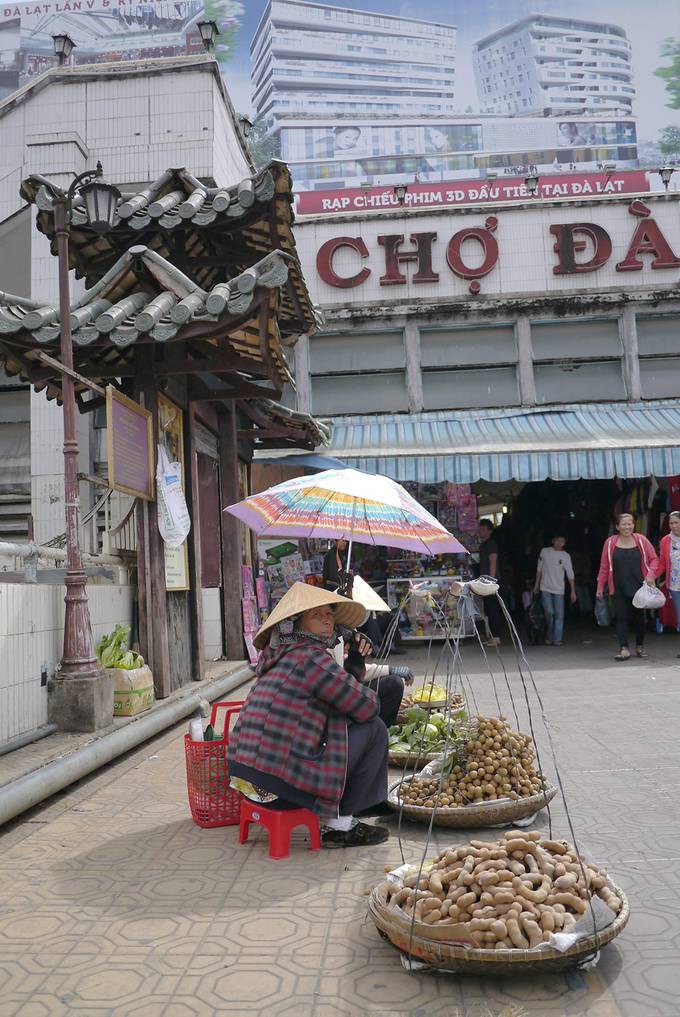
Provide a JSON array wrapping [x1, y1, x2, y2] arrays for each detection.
[[324, 401, 680, 483]]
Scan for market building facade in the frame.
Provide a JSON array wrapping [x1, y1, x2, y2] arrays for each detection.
[[283, 184, 680, 629]]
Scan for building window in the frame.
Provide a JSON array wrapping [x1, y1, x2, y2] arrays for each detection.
[[531, 318, 625, 403], [637, 316, 680, 400], [420, 325, 519, 410], [309, 330, 407, 416]]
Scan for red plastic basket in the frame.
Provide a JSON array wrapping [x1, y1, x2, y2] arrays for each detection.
[[184, 700, 244, 828]]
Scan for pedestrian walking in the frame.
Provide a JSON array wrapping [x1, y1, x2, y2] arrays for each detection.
[[533, 535, 577, 645], [596, 513, 658, 661], [654, 510, 680, 639], [477, 518, 503, 646]]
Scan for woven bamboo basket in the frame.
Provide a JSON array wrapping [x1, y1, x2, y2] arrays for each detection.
[[387, 777, 558, 827], [368, 880, 629, 974], [388, 749, 440, 768]]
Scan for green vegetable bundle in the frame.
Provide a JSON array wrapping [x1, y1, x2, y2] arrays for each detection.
[[96, 624, 145, 670], [388, 705, 468, 756]]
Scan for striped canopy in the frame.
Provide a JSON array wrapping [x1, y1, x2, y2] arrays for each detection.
[[225, 468, 466, 555]]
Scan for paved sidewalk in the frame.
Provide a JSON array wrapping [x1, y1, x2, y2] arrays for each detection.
[[0, 631, 679, 1016]]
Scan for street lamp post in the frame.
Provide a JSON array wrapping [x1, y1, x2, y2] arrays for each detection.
[[47, 163, 121, 731]]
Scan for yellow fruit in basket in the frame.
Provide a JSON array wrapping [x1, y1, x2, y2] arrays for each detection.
[[411, 685, 447, 704]]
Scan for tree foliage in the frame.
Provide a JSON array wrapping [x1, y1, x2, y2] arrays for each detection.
[[243, 116, 280, 169], [658, 125, 680, 158], [656, 37, 680, 109]]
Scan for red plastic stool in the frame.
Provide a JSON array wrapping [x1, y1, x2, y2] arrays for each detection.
[[238, 799, 322, 860]]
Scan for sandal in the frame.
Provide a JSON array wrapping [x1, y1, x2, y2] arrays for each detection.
[[615, 649, 631, 661], [322, 821, 390, 848], [635, 647, 648, 658]]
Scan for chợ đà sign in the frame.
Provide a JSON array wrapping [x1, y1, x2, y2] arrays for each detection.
[[315, 200, 680, 295]]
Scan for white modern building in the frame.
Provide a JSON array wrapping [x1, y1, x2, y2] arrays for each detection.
[[251, 0, 457, 124], [473, 15, 635, 117]]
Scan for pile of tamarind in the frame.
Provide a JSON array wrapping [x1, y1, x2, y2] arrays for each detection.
[[381, 829, 622, 950]]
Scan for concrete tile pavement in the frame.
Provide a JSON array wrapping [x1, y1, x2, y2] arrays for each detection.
[[1, 629, 679, 1016]]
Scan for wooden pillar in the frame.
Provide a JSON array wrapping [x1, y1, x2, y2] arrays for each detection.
[[219, 406, 244, 659], [185, 403, 206, 680], [135, 352, 172, 698]]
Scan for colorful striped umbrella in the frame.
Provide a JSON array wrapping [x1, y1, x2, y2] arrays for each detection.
[[225, 468, 466, 556]]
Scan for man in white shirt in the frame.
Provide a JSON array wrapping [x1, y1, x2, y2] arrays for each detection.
[[533, 535, 577, 645]]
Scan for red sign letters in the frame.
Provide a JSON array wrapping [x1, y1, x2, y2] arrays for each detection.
[[315, 202, 679, 293]]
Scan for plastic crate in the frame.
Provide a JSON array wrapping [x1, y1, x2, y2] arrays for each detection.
[[184, 700, 244, 828]]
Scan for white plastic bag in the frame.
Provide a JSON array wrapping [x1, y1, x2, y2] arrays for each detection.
[[632, 583, 665, 610], [156, 444, 190, 548]]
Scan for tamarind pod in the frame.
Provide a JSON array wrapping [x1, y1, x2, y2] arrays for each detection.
[[495, 937, 513, 950], [469, 904, 497, 919], [439, 900, 451, 916], [493, 902, 520, 916], [448, 886, 467, 903], [534, 848, 556, 878], [422, 909, 442, 924], [548, 892, 587, 914], [553, 862, 566, 878], [522, 872, 547, 886], [542, 929, 552, 942], [440, 866, 465, 885], [471, 840, 502, 850], [525, 854, 539, 873], [403, 873, 418, 888], [540, 840, 569, 855], [507, 839, 539, 855], [562, 913, 577, 931], [480, 892, 495, 907], [483, 931, 499, 944], [462, 871, 477, 887], [494, 869, 517, 883], [436, 917, 455, 925], [469, 917, 494, 931], [512, 875, 550, 904], [478, 871, 500, 888], [521, 916, 543, 949], [457, 891, 478, 911], [539, 909, 555, 933], [507, 860, 527, 876], [551, 910, 565, 929], [470, 882, 482, 896], [428, 873, 444, 895], [505, 829, 540, 843], [506, 918, 529, 949], [492, 891, 515, 905], [552, 902, 566, 914], [491, 919, 508, 939], [391, 888, 411, 908], [510, 850, 525, 861], [418, 878, 429, 889]]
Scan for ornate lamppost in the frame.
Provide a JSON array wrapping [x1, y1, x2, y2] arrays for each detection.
[[43, 163, 121, 730]]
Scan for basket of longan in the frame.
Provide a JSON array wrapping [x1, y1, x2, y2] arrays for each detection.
[[387, 715, 557, 827]]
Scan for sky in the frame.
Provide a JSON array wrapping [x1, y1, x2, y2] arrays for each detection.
[[223, 0, 680, 143]]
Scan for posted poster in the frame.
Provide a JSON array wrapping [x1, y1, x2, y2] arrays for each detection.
[[106, 387, 153, 501], [158, 393, 189, 592]]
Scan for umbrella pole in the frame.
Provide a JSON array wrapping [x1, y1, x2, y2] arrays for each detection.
[[346, 539, 353, 571]]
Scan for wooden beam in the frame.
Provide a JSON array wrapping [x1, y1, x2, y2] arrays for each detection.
[[35, 350, 106, 396], [237, 427, 291, 440], [185, 402, 206, 681], [190, 375, 281, 401], [218, 409, 245, 660], [157, 351, 268, 377], [135, 350, 172, 698], [76, 392, 107, 414]]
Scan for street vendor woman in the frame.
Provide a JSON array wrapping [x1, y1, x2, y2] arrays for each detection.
[[228, 582, 391, 848]]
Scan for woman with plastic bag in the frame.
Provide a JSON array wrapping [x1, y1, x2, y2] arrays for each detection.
[[654, 511, 680, 637], [596, 513, 658, 661]]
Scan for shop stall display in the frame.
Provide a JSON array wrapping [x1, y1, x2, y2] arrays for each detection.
[[386, 576, 481, 640], [369, 831, 629, 973]]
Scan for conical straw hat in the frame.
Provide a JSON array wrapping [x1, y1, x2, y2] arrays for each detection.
[[254, 581, 367, 649], [351, 575, 390, 613]]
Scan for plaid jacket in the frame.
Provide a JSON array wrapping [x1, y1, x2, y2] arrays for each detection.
[[228, 638, 378, 813]]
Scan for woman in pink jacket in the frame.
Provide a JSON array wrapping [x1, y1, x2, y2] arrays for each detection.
[[596, 512, 658, 661], [655, 511, 680, 629]]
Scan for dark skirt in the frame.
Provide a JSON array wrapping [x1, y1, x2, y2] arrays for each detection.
[[229, 715, 388, 818]]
